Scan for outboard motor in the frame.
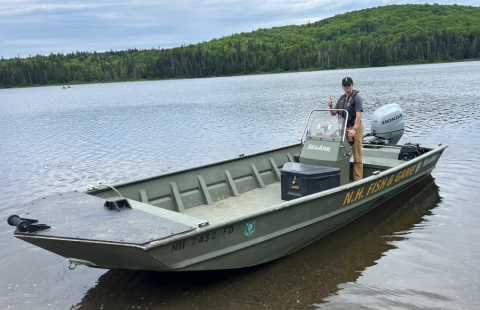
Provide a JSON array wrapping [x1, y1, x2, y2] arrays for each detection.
[[366, 104, 404, 144]]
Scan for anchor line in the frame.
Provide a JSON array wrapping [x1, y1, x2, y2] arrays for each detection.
[[89, 182, 123, 198]]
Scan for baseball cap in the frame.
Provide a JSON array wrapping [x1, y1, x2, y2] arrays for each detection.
[[342, 77, 353, 85]]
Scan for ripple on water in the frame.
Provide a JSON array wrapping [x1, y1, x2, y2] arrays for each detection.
[[1, 61, 480, 310]]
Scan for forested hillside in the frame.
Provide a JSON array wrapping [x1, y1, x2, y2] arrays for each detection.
[[1, 4, 479, 88]]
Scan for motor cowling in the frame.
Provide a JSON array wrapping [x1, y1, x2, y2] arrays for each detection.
[[370, 104, 404, 144]]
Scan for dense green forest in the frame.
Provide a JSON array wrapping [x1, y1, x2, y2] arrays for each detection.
[[1, 4, 480, 88]]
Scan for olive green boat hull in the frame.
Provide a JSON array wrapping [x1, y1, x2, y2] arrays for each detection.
[[15, 143, 447, 272]]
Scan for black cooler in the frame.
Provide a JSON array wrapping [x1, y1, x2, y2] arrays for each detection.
[[281, 162, 341, 201]]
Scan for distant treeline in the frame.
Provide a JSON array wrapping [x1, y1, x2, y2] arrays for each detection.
[[1, 4, 480, 88]]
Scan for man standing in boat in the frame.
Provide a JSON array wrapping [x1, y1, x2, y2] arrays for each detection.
[[327, 77, 364, 181]]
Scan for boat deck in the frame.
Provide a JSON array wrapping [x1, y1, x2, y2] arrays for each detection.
[[15, 191, 196, 245], [183, 183, 283, 222]]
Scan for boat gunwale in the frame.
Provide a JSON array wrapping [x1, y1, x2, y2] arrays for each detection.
[[16, 144, 447, 252], [144, 143, 448, 249], [86, 143, 303, 194]]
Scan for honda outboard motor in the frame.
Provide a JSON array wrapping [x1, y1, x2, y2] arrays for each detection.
[[367, 104, 404, 144]]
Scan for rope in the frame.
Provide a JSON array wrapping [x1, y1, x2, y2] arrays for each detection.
[[92, 182, 123, 198]]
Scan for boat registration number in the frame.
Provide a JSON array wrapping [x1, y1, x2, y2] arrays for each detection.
[[171, 225, 235, 252]]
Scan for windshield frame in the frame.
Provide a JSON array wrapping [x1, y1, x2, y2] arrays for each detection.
[[300, 109, 349, 143]]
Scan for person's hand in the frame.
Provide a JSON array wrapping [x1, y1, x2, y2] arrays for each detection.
[[347, 130, 356, 137], [327, 97, 332, 107]]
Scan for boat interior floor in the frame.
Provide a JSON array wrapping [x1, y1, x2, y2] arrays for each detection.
[[181, 158, 399, 223], [183, 183, 283, 222]]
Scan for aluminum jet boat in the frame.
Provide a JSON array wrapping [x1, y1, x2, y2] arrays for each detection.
[[7, 105, 447, 272]]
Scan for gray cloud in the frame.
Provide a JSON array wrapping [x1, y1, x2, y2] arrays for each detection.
[[0, 1, 116, 16], [0, 0, 478, 58]]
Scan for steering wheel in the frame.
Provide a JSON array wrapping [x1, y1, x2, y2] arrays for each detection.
[[330, 129, 343, 137], [329, 129, 355, 146], [348, 137, 355, 146]]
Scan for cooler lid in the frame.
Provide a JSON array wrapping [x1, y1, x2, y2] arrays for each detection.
[[281, 162, 340, 176]]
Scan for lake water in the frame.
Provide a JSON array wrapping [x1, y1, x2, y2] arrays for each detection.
[[1, 61, 479, 310]]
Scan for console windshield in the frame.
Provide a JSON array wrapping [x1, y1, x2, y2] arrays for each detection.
[[302, 109, 348, 142]]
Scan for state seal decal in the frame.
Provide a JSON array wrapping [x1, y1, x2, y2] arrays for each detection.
[[244, 221, 256, 236]]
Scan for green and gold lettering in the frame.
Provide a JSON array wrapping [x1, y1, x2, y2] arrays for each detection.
[[378, 178, 388, 191], [366, 183, 376, 196], [354, 187, 364, 201], [343, 191, 354, 205], [408, 165, 416, 176], [395, 170, 404, 182], [373, 180, 381, 193]]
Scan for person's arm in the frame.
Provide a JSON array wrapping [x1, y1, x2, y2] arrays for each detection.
[[348, 111, 362, 137], [327, 97, 337, 116]]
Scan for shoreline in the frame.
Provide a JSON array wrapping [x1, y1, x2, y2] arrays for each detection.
[[2, 58, 479, 90]]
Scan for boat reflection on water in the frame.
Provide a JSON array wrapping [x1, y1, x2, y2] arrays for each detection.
[[73, 175, 441, 310]]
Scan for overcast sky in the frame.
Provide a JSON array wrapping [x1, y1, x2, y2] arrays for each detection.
[[0, 0, 477, 59]]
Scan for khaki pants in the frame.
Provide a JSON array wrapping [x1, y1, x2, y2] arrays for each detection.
[[346, 123, 364, 181]]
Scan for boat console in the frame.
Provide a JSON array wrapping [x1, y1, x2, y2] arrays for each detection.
[[280, 110, 352, 200], [297, 109, 353, 185]]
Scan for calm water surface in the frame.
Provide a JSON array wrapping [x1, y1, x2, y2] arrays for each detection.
[[1, 62, 479, 310]]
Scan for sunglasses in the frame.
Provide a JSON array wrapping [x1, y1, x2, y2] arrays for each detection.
[[342, 84, 352, 87]]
